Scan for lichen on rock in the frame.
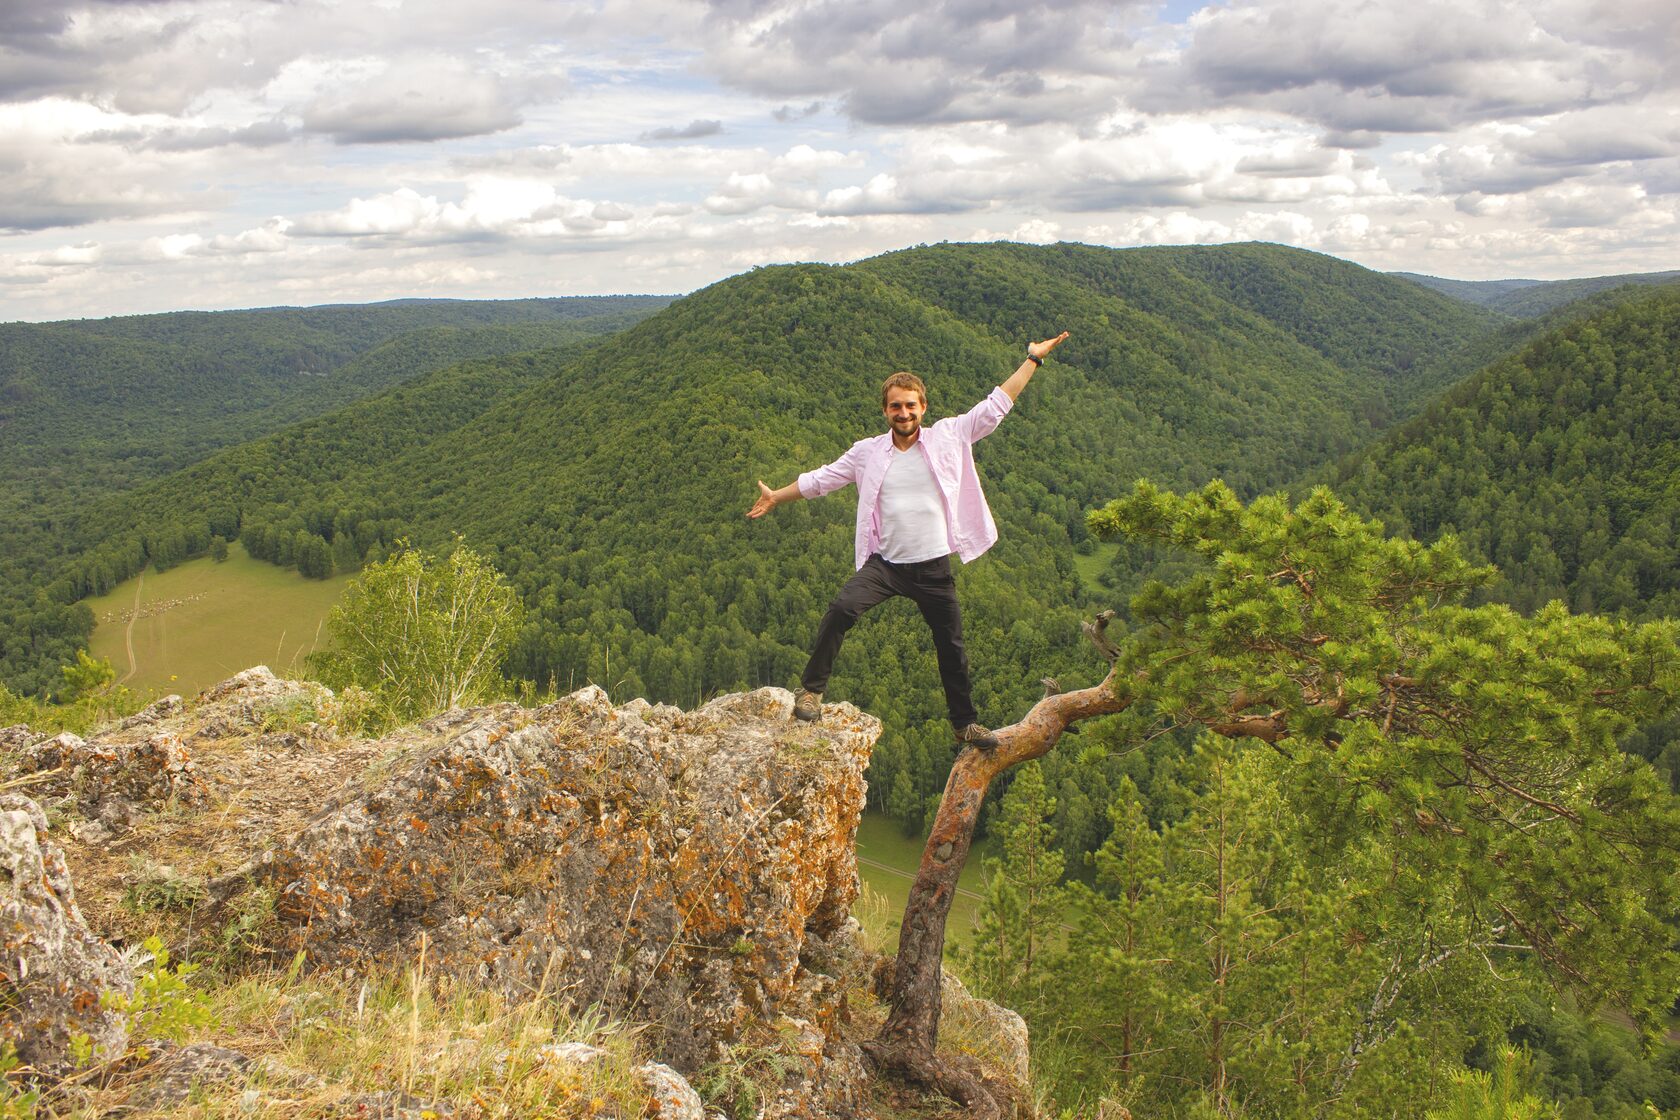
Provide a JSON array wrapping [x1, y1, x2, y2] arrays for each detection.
[[0, 793, 133, 1075], [242, 685, 877, 1079]]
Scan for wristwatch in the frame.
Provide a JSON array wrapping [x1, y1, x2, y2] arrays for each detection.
[[1026, 351, 1043, 366]]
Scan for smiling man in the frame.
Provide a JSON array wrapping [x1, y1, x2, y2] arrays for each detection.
[[747, 331, 1069, 748]]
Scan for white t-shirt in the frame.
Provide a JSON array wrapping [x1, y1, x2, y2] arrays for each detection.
[[877, 444, 953, 563]]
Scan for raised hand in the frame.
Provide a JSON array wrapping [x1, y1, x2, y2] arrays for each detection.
[[1029, 331, 1070, 361], [747, 480, 777, 519]]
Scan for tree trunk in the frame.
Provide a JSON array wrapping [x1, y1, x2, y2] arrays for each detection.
[[864, 668, 1129, 1116]]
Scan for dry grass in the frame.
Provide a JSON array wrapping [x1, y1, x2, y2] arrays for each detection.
[[61, 946, 658, 1119]]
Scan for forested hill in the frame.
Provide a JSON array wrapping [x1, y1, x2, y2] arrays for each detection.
[[1395, 268, 1680, 317], [1325, 283, 1680, 621], [859, 242, 1499, 424], [0, 295, 672, 517], [11, 241, 1500, 827]]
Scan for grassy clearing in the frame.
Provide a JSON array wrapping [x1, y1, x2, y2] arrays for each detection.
[[83, 543, 351, 696], [1070, 540, 1119, 593], [853, 811, 997, 952]]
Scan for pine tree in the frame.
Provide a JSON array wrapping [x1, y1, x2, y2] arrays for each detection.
[[961, 762, 1063, 1015], [1047, 775, 1169, 1098]]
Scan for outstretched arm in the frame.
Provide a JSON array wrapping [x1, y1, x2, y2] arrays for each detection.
[[1000, 331, 1070, 402], [747, 479, 804, 519]]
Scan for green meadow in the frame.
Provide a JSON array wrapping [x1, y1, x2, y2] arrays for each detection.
[[85, 541, 352, 697], [854, 810, 996, 951], [1070, 540, 1119, 594]]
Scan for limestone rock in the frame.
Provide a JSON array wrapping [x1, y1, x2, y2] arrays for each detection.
[[0, 724, 32, 752], [18, 729, 205, 811], [122, 1042, 251, 1109], [0, 794, 133, 1075], [22, 730, 84, 773], [251, 685, 878, 1075], [197, 666, 288, 704], [942, 969, 1031, 1086], [118, 694, 185, 731], [538, 1042, 705, 1119]]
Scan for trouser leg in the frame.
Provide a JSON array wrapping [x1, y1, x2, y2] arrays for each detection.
[[909, 557, 978, 729], [802, 556, 898, 694]]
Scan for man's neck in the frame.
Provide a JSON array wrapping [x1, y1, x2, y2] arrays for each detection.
[[891, 429, 921, 451]]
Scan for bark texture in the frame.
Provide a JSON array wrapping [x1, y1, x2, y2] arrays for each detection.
[[865, 662, 1130, 1117]]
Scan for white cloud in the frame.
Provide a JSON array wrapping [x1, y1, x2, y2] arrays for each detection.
[[640, 119, 724, 141], [300, 55, 526, 144], [1151, 0, 1655, 133], [0, 99, 199, 231], [696, 0, 1144, 127], [290, 179, 677, 245], [28, 241, 104, 268]]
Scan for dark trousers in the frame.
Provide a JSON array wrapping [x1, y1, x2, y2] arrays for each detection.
[[801, 553, 977, 729]]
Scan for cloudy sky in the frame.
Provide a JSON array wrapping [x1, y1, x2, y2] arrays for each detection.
[[3, 0, 1677, 320]]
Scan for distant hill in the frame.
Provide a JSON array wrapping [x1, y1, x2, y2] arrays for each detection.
[[0, 303, 666, 698], [1325, 283, 1680, 619], [1394, 269, 1680, 317], [0, 296, 673, 520], [871, 242, 1499, 425]]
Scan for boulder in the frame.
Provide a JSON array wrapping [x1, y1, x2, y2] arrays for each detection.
[[118, 695, 185, 731], [121, 1042, 251, 1110], [942, 970, 1031, 1086], [0, 794, 133, 1075], [18, 729, 204, 812], [250, 686, 878, 1076], [538, 1042, 705, 1119]]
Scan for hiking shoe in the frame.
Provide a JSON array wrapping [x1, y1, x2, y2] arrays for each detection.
[[955, 723, 999, 750], [793, 688, 823, 722]]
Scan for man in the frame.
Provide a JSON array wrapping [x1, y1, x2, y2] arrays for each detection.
[[746, 331, 1070, 748]]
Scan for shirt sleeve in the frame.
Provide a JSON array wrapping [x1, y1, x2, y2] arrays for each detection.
[[952, 385, 1015, 444], [797, 441, 862, 499]]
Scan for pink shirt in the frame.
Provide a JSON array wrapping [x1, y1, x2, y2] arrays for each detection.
[[798, 386, 1014, 570]]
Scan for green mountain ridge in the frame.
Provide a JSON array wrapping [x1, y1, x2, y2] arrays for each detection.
[[0, 295, 673, 518], [1394, 267, 1680, 317], [1324, 283, 1680, 620], [0, 304, 667, 696]]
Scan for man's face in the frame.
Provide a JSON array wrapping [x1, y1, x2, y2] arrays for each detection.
[[883, 387, 926, 438]]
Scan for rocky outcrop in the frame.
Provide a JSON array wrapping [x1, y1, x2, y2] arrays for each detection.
[[0, 794, 133, 1075], [8, 669, 1034, 1117], [19, 727, 204, 815], [244, 685, 876, 1080]]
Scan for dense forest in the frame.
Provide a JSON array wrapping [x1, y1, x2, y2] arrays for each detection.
[[0, 295, 671, 518], [6, 242, 1680, 1115], [1323, 283, 1680, 791]]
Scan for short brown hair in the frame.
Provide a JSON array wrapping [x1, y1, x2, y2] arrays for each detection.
[[880, 371, 927, 408]]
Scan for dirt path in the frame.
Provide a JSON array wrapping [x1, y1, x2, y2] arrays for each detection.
[[118, 569, 144, 685]]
